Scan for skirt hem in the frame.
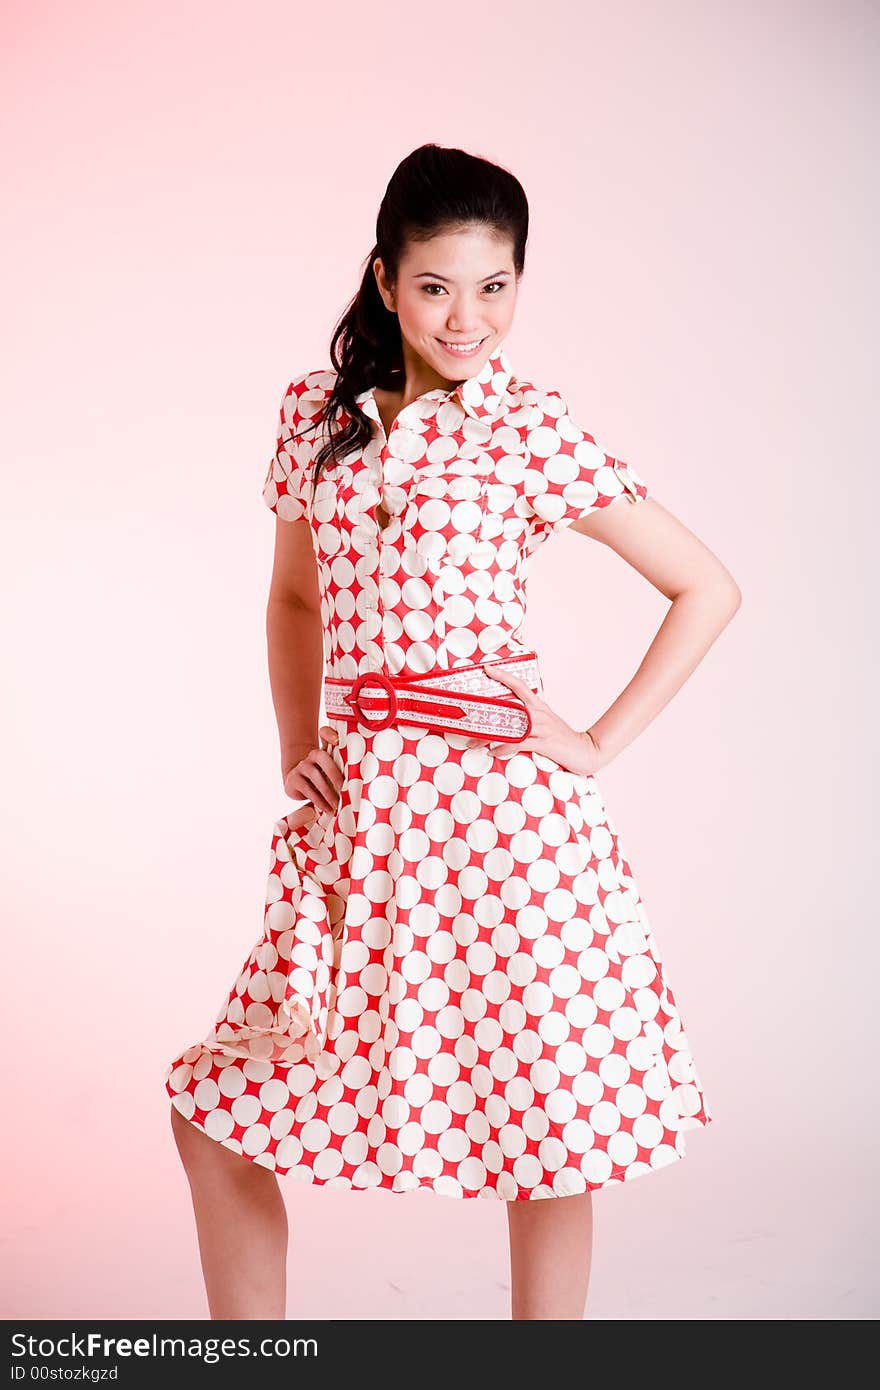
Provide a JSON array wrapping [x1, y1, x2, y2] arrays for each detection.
[[168, 1086, 712, 1201]]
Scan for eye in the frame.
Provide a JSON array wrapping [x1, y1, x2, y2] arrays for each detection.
[[422, 280, 508, 296]]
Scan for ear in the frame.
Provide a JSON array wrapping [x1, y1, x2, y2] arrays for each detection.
[[373, 257, 395, 313]]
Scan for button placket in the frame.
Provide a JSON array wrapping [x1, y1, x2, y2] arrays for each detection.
[[349, 373, 510, 677], [358, 428, 405, 672], [367, 442, 391, 669]]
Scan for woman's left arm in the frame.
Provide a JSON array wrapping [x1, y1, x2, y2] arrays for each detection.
[[489, 497, 742, 775]]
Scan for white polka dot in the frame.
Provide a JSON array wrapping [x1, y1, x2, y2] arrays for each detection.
[[169, 1091, 195, 1120], [193, 1079, 220, 1112], [530, 1059, 560, 1094], [259, 1080, 290, 1113], [538, 1136, 567, 1172], [607, 1130, 638, 1168], [231, 1093, 262, 1128], [274, 1135, 303, 1170], [523, 1106, 550, 1141], [556, 1041, 588, 1076], [167, 1064, 193, 1094], [242, 1123, 271, 1155], [204, 1108, 235, 1141], [421, 1100, 452, 1134], [270, 1109, 294, 1140], [589, 1100, 622, 1136], [582, 1149, 614, 1184], [572, 1070, 605, 1106], [562, 1119, 595, 1153], [579, 947, 610, 981], [328, 1101, 359, 1135], [599, 1053, 631, 1088], [513, 1153, 543, 1188], [633, 1112, 664, 1148], [300, 1118, 332, 1152], [583, 1023, 614, 1058]]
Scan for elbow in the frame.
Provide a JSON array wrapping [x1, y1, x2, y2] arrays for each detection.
[[705, 558, 743, 617], [672, 570, 742, 615], [720, 576, 742, 615], [673, 570, 742, 620], [266, 585, 321, 615], [711, 575, 742, 629]]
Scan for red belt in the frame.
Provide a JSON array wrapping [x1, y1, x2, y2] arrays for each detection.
[[323, 652, 539, 741]]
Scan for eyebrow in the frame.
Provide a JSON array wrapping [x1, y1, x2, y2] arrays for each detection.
[[412, 270, 511, 282]]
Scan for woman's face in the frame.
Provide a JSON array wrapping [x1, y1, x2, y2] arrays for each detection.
[[373, 224, 518, 388]]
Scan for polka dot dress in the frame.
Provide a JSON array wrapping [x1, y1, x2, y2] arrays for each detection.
[[164, 344, 713, 1199]]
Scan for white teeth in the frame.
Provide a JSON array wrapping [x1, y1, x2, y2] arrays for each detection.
[[440, 338, 486, 352]]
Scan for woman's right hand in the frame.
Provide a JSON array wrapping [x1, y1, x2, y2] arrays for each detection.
[[282, 725, 344, 815]]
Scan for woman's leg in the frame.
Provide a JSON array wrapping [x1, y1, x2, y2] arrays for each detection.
[[170, 1104, 288, 1320], [506, 1191, 593, 1319]]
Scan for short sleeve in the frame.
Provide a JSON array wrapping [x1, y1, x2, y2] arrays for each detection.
[[261, 373, 329, 520], [524, 389, 649, 544]]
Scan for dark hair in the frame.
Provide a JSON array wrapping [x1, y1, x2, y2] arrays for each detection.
[[301, 142, 529, 490]]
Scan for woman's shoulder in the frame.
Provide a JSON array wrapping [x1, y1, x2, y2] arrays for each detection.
[[282, 367, 336, 413], [496, 368, 583, 435]]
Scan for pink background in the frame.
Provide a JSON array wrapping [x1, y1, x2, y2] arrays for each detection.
[[4, 0, 876, 1319]]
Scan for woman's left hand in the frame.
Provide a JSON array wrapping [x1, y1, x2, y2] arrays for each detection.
[[484, 665, 606, 776]]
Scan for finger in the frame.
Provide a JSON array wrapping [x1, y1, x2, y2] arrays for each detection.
[[486, 734, 548, 757], [284, 777, 329, 818], [284, 772, 332, 817], [311, 746, 345, 794], [486, 666, 537, 702], [293, 763, 340, 815], [319, 723, 340, 747]]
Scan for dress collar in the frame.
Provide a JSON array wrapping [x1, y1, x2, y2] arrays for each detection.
[[355, 343, 514, 424]]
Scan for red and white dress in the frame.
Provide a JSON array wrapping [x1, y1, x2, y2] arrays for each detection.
[[165, 344, 713, 1200]]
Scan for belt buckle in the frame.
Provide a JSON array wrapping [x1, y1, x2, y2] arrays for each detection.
[[347, 670, 398, 731]]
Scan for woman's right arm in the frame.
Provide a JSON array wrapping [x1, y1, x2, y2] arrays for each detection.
[[266, 515, 342, 813]]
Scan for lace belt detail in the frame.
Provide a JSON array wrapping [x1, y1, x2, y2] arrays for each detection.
[[323, 653, 539, 741]]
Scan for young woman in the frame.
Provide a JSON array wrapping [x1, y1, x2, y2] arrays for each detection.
[[165, 142, 739, 1321]]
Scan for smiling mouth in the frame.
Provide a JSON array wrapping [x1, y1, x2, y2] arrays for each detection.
[[436, 336, 490, 355]]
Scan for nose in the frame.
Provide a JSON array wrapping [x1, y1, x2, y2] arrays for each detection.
[[444, 321, 487, 336], [444, 300, 488, 335]]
